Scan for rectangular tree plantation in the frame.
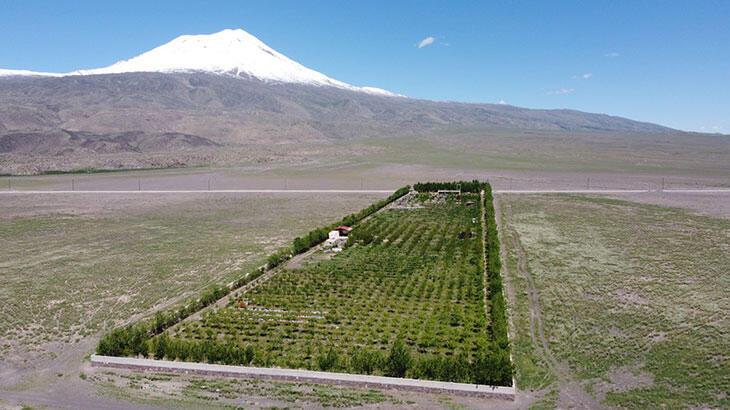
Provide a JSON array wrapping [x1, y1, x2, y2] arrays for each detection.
[[98, 182, 512, 386]]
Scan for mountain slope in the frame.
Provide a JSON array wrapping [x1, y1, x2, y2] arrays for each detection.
[[0, 72, 671, 139], [0, 28, 691, 174], [0, 27, 670, 134]]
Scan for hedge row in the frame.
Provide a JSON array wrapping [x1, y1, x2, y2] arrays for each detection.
[[413, 180, 484, 193], [97, 185, 411, 356], [97, 284, 237, 357], [482, 183, 512, 378], [288, 185, 411, 257], [113, 335, 511, 386]]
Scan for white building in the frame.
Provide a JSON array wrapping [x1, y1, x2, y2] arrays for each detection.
[[324, 229, 348, 249]]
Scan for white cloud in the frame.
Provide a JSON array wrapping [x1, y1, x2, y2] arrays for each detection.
[[498, 99, 508, 105], [604, 52, 620, 58], [548, 88, 575, 95], [417, 36, 435, 49], [582, 72, 593, 79]]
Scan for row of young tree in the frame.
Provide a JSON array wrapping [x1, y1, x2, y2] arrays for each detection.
[[413, 180, 485, 193], [482, 184, 512, 361], [103, 333, 511, 386], [97, 185, 412, 357], [97, 283, 235, 357], [339, 186, 411, 227], [271, 185, 411, 268]]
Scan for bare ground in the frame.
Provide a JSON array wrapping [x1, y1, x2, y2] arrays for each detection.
[[607, 191, 730, 219], [4, 162, 730, 193]]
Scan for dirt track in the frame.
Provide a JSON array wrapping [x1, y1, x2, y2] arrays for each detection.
[[0, 189, 394, 194]]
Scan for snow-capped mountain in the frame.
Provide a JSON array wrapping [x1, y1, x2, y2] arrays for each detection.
[[0, 28, 676, 176], [0, 29, 399, 96], [0, 68, 61, 77]]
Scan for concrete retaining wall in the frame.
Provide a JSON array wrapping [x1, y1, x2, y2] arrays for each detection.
[[91, 355, 515, 400]]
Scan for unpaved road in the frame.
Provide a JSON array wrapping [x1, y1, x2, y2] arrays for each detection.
[[2, 188, 729, 195], [496, 189, 730, 194], [0, 189, 394, 194]]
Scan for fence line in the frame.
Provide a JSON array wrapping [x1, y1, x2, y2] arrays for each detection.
[[4, 174, 729, 193], [90, 355, 515, 400]]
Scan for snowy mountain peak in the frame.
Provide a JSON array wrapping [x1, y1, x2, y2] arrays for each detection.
[[76, 29, 347, 86], [0, 68, 61, 77], [1, 29, 400, 97]]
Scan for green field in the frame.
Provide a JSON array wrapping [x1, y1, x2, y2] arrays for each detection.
[[141, 189, 512, 385], [500, 194, 730, 408]]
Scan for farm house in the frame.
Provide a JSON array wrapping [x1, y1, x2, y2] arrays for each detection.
[[324, 225, 352, 249]]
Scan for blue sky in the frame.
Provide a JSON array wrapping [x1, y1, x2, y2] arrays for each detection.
[[1, 1, 728, 133]]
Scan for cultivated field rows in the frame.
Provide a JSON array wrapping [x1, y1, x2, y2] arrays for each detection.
[[156, 191, 512, 385]]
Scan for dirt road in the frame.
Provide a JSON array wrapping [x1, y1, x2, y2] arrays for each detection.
[[2, 188, 728, 195], [0, 189, 394, 194]]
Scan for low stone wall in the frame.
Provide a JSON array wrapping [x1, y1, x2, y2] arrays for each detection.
[[91, 355, 515, 400]]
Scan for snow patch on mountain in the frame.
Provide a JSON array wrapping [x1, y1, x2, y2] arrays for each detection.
[[0, 29, 402, 97], [0, 68, 62, 77]]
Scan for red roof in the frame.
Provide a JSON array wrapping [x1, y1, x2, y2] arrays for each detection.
[[336, 226, 353, 231]]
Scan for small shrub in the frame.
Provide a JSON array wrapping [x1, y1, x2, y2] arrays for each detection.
[[317, 347, 339, 371], [386, 338, 412, 377], [350, 349, 383, 375]]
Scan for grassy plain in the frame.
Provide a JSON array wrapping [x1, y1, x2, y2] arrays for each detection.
[[354, 129, 730, 176], [499, 194, 729, 408], [5, 127, 730, 193]]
